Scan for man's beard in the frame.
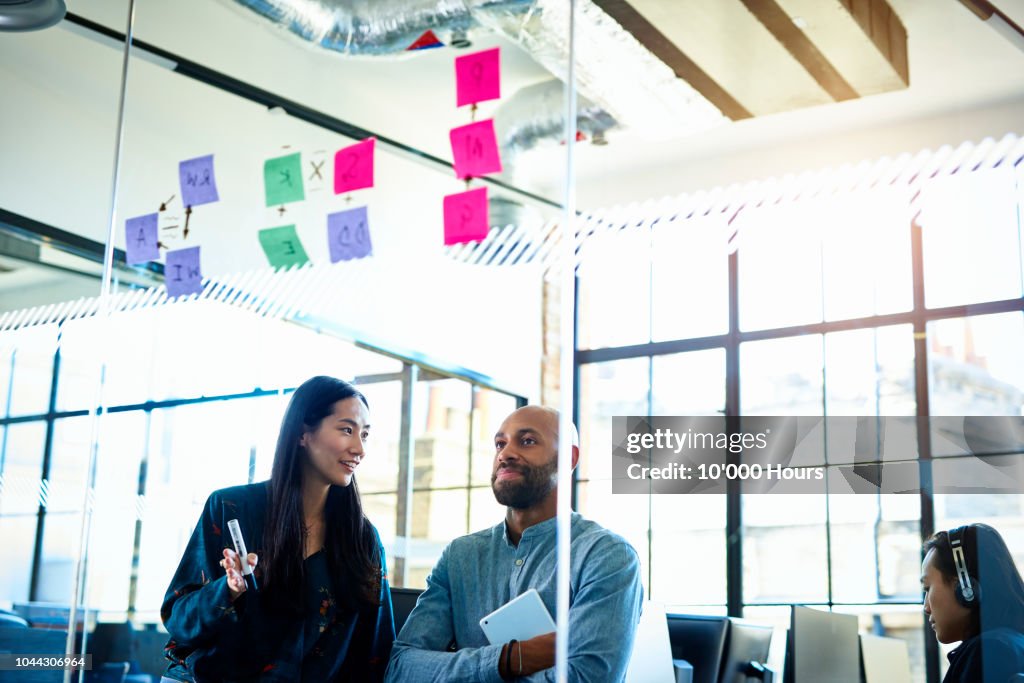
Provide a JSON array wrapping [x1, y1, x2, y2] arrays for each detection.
[[491, 459, 557, 509]]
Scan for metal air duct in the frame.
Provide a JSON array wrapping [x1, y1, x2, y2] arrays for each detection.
[[227, 0, 725, 132], [0, 0, 65, 32]]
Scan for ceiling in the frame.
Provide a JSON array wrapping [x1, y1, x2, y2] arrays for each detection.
[[2, 0, 1024, 306], [45, 0, 1024, 206]]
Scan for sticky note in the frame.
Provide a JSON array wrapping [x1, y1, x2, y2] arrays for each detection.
[[327, 207, 373, 262], [179, 154, 219, 207], [263, 152, 305, 207], [443, 187, 489, 246], [334, 138, 375, 194], [125, 212, 159, 264], [450, 119, 502, 179], [456, 47, 500, 107], [165, 246, 203, 297], [259, 225, 310, 268]]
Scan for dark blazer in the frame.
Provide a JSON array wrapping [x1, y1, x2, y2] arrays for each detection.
[[160, 482, 394, 682]]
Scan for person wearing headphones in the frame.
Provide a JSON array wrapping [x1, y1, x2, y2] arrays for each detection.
[[922, 523, 1024, 682]]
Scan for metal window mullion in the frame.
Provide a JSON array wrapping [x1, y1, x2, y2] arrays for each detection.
[[394, 363, 418, 587], [29, 343, 62, 601], [126, 408, 152, 617], [466, 385, 476, 535], [571, 274, 581, 512], [726, 250, 743, 618], [910, 215, 940, 683]]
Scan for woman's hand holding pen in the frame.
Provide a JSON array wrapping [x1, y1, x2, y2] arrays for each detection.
[[220, 548, 257, 601]]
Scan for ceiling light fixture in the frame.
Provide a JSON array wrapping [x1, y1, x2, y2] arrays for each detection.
[[0, 0, 65, 32]]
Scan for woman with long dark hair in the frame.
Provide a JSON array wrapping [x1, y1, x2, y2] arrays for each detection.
[[161, 376, 394, 682], [922, 523, 1024, 682]]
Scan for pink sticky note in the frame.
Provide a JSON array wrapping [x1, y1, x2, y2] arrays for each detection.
[[334, 138, 375, 194], [456, 47, 500, 107], [449, 119, 502, 180], [443, 187, 489, 246]]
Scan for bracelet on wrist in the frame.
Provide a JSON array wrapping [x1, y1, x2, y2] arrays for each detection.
[[506, 639, 518, 679]]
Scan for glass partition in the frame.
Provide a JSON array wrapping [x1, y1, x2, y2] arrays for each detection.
[[8, 1, 1024, 682], [1, 1, 132, 668], [3, 0, 562, 677]]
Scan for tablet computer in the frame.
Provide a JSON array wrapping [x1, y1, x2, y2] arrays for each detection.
[[479, 589, 557, 645]]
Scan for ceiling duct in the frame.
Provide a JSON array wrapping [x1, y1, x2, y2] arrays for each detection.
[[228, 0, 479, 56], [494, 78, 616, 164], [490, 79, 616, 229], [0, 0, 65, 32], [227, 0, 725, 132]]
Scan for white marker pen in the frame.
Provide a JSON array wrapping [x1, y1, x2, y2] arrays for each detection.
[[226, 519, 258, 592]]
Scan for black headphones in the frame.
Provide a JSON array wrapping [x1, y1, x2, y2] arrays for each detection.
[[948, 525, 981, 607]]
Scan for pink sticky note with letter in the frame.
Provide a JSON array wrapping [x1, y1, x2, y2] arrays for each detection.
[[456, 47, 500, 107], [334, 138, 375, 194], [443, 187, 490, 245], [449, 119, 502, 179]]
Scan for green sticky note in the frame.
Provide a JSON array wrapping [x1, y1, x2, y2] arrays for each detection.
[[258, 225, 310, 268], [263, 152, 305, 206]]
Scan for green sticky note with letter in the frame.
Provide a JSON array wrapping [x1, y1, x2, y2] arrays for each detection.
[[264, 152, 305, 206], [259, 225, 310, 268]]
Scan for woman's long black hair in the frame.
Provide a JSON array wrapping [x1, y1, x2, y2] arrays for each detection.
[[924, 523, 1024, 637], [261, 376, 380, 613]]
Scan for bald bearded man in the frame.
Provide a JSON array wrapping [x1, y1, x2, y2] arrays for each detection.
[[385, 406, 643, 682]]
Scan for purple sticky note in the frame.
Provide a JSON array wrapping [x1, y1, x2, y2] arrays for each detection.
[[334, 138, 375, 194], [179, 155, 219, 207], [165, 246, 203, 298], [456, 47, 500, 107], [443, 187, 489, 246], [450, 119, 502, 179], [327, 206, 373, 262], [125, 212, 159, 265]]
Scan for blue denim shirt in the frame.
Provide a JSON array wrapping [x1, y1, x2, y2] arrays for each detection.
[[385, 512, 643, 682]]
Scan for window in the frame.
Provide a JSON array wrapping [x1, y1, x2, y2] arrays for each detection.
[[0, 298, 523, 621], [575, 161, 1024, 681]]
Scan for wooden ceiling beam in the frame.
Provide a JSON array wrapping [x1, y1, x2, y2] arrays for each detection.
[[592, 0, 754, 120], [840, 0, 909, 85], [741, 0, 859, 101], [957, 0, 1024, 49]]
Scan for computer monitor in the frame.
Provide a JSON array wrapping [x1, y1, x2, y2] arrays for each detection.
[[666, 614, 729, 683], [719, 619, 773, 683], [784, 606, 860, 683], [88, 621, 136, 665], [390, 587, 423, 636], [859, 634, 911, 683]]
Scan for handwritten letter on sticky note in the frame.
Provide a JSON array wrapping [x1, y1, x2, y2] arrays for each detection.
[[165, 246, 203, 297], [450, 119, 502, 179], [334, 138, 375, 194], [443, 187, 489, 245], [179, 154, 219, 207], [456, 47, 500, 107], [259, 225, 310, 269], [125, 212, 159, 264], [263, 152, 305, 206], [327, 207, 373, 262]]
